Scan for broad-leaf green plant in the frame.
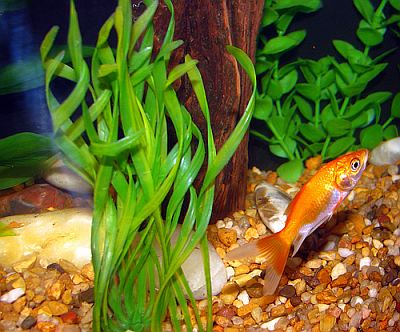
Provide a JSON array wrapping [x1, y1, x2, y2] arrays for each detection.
[[41, 0, 256, 331], [253, 0, 400, 182]]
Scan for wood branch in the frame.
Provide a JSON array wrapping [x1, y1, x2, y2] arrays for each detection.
[[147, 0, 265, 221]]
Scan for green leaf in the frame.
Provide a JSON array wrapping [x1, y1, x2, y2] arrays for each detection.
[[0, 56, 44, 95], [357, 20, 385, 46], [261, 8, 279, 27], [165, 59, 198, 88], [280, 70, 298, 94], [276, 13, 295, 34], [299, 124, 326, 142], [391, 92, 400, 118], [339, 82, 367, 97], [326, 137, 356, 159], [0, 132, 56, 190], [384, 124, 398, 139], [0, 223, 15, 237], [358, 63, 387, 84], [351, 109, 375, 128], [366, 91, 392, 105], [90, 131, 143, 157], [326, 119, 352, 137], [277, 159, 304, 183], [267, 79, 283, 100], [332, 40, 371, 71], [254, 95, 273, 121], [360, 124, 383, 149], [260, 30, 306, 55], [321, 104, 336, 128], [0, 133, 55, 167], [269, 115, 286, 138], [353, 0, 375, 23], [390, 0, 400, 10], [296, 83, 320, 101], [294, 95, 313, 121], [273, 0, 321, 12], [320, 70, 335, 89], [269, 144, 288, 158]]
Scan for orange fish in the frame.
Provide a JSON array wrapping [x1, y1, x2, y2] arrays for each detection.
[[226, 149, 369, 295]]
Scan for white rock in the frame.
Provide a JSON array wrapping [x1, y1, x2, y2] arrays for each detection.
[[322, 241, 337, 251], [368, 288, 378, 298], [261, 317, 282, 331], [255, 182, 291, 233], [338, 248, 354, 258], [226, 266, 235, 280], [331, 262, 346, 280], [216, 220, 225, 229], [317, 304, 329, 312], [350, 296, 364, 307], [154, 225, 227, 300], [370, 137, 400, 166], [0, 208, 92, 268], [225, 220, 233, 229], [237, 290, 250, 305], [372, 239, 383, 249], [0, 288, 25, 303], [359, 257, 371, 270], [43, 158, 92, 193]]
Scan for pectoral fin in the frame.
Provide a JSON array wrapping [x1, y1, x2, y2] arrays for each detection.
[[291, 213, 332, 256]]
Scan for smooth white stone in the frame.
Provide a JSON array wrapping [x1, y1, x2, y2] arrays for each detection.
[[370, 137, 400, 166], [0, 208, 92, 268], [155, 225, 227, 300], [261, 317, 282, 331], [338, 248, 354, 258], [255, 182, 291, 233], [237, 290, 250, 305], [43, 158, 92, 193], [0, 288, 25, 303], [359, 257, 371, 270], [331, 262, 347, 280]]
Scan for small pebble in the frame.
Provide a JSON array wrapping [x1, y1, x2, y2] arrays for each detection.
[[20, 316, 36, 330], [260, 317, 282, 331], [338, 248, 354, 258], [359, 257, 371, 269], [305, 259, 323, 269], [278, 285, 296, 298], [237, 290, 250, 305], [331, 263, 346, 280], [0, 288, 25, 303]]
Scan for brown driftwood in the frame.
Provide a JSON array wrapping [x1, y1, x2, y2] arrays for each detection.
[[140, 0, 264, 221]]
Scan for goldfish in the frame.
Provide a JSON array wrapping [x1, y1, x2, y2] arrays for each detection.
[[226, 149, 369, 295]]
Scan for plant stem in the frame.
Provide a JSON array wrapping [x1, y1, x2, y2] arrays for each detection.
[[339, 97, 350, 116], [321, 135, 331, 160], [314, 99, 320, 126], [268, 122, 294, 160], [382, 116, 393, 128]]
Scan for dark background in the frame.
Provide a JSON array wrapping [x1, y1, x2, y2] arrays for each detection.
[[0, 0, 399, 170]]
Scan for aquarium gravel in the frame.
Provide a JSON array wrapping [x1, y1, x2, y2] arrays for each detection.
[[0, 160, 399, 331]]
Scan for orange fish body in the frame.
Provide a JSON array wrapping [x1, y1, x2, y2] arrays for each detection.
[[226, 149, 369, 295]]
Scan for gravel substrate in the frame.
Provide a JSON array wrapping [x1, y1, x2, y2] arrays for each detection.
[[208, 160, 400, 331], [1, 159, 399, 331]]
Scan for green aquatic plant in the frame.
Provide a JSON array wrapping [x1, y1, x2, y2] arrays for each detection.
[[253, 0, 400, 182], [0, 132, 55, 189], [41, 0, 256, 331]]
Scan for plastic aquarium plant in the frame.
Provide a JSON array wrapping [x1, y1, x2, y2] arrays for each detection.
[[40, 0, 256, 331], [253, 0, 400, 182]]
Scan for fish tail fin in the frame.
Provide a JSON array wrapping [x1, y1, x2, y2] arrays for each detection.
[[226, 232, 290, 295]]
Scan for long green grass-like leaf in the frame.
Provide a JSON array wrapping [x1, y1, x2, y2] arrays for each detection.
[[201, 46, 256, 192], [42, 1, 257, 331]]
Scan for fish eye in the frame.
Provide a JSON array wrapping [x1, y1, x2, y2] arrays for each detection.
[[351, 158, 360, 171]]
